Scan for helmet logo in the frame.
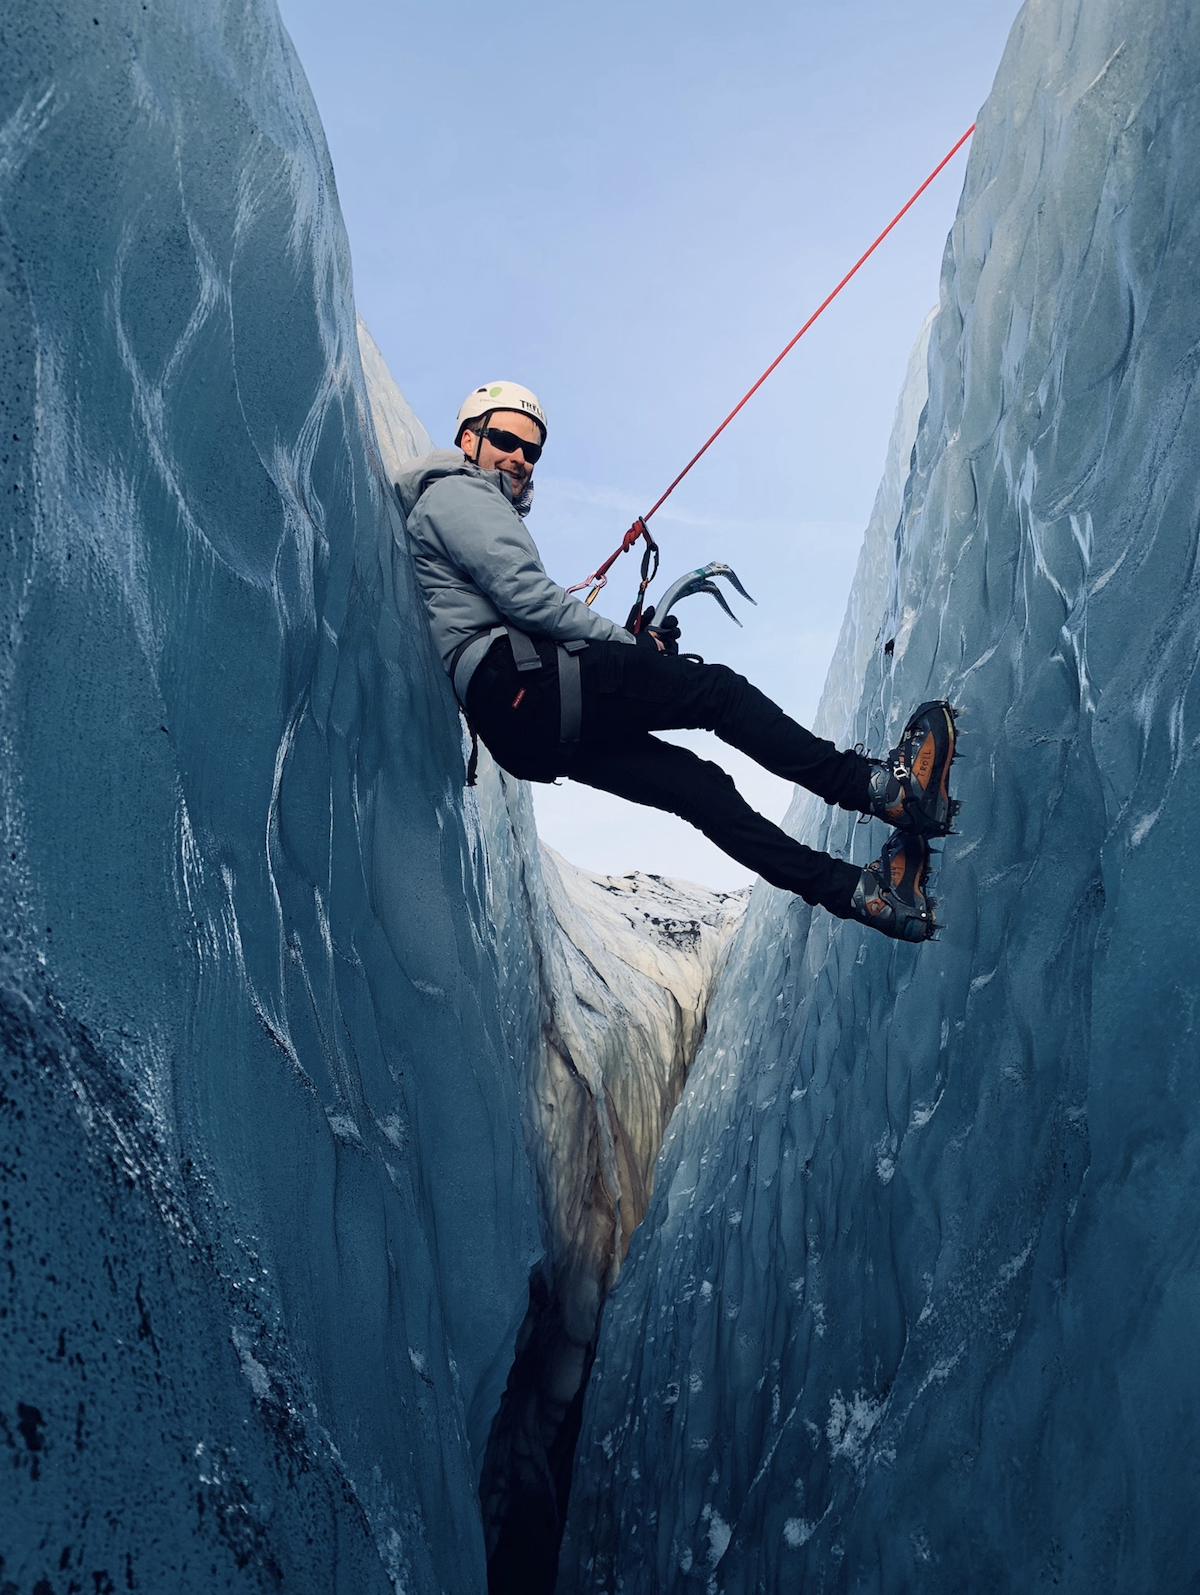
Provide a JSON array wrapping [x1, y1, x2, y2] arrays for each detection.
[[488, 385, 504, 398]]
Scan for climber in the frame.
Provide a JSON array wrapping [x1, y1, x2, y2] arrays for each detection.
[[395, 382, 956, 942]]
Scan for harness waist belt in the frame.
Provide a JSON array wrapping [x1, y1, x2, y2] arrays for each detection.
[[450, 625, 507, 706]]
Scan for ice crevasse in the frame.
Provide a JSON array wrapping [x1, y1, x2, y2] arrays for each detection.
[[0, 3, 739, 1590], [4, 0, 1200, 1590], [561, 0, 1200, 1588]]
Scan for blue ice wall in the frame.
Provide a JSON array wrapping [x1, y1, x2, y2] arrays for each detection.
[[0, 4, 539, 1589], [561, 0, 1200, 1587]]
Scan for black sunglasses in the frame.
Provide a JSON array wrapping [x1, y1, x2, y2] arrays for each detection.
[[477, 425, 543, 465]]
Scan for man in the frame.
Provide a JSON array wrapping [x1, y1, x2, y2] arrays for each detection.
[[396, 382, 955, 942]]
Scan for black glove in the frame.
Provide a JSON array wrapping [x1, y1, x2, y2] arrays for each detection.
[[629, 602, 657, 648], [650, 613, 681, 655]]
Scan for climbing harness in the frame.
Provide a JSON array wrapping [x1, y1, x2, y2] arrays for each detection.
[[450, 623, 588, 784], [568, 124, 977, 631]]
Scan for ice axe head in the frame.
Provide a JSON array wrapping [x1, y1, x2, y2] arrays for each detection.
[[654, 562, 757, 628]]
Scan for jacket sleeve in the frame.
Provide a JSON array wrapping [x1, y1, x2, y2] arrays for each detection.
[[419, 473, 636, 646]]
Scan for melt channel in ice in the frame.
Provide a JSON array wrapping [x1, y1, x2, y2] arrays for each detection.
[[560, 0, 1200, 1588]]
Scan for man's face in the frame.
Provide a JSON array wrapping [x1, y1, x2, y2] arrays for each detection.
[[460, 409, 544, 494]]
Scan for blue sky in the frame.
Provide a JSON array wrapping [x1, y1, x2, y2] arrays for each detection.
[[277, 0, 1023, 887]]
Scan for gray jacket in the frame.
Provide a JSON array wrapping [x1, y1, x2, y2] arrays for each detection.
[[395, 449, 634, 698]]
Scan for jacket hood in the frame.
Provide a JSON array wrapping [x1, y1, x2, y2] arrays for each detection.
[[393, 448, 535, 518]]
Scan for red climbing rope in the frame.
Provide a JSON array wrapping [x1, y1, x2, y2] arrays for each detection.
[[569, 122, 977, 614]]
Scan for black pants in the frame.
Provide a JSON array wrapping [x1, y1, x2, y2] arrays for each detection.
[[465, 635, 868, 913]]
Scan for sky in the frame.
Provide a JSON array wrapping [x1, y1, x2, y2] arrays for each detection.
[[276, 0, 1023, 889]]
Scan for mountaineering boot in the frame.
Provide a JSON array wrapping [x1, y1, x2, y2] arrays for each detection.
[[847, 830, 936, 943], [866, 699, 958, 837]]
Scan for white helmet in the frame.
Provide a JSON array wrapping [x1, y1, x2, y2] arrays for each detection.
[[455, 381, 547, 444]]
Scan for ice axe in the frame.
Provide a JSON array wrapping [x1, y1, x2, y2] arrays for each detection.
[[653, 562, 757, 629]]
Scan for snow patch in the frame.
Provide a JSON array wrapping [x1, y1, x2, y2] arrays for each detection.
[[826, 1390, 885, 1466]]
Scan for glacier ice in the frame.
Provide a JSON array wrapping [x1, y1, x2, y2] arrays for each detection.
[[0, 3, 541, 1587], [9, 0, 1200, 1587], [561, 0, 1200, 1588]]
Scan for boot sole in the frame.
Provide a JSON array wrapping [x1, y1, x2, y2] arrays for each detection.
[[879, 830, 935, 941], [894, 700, 957, 837]]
